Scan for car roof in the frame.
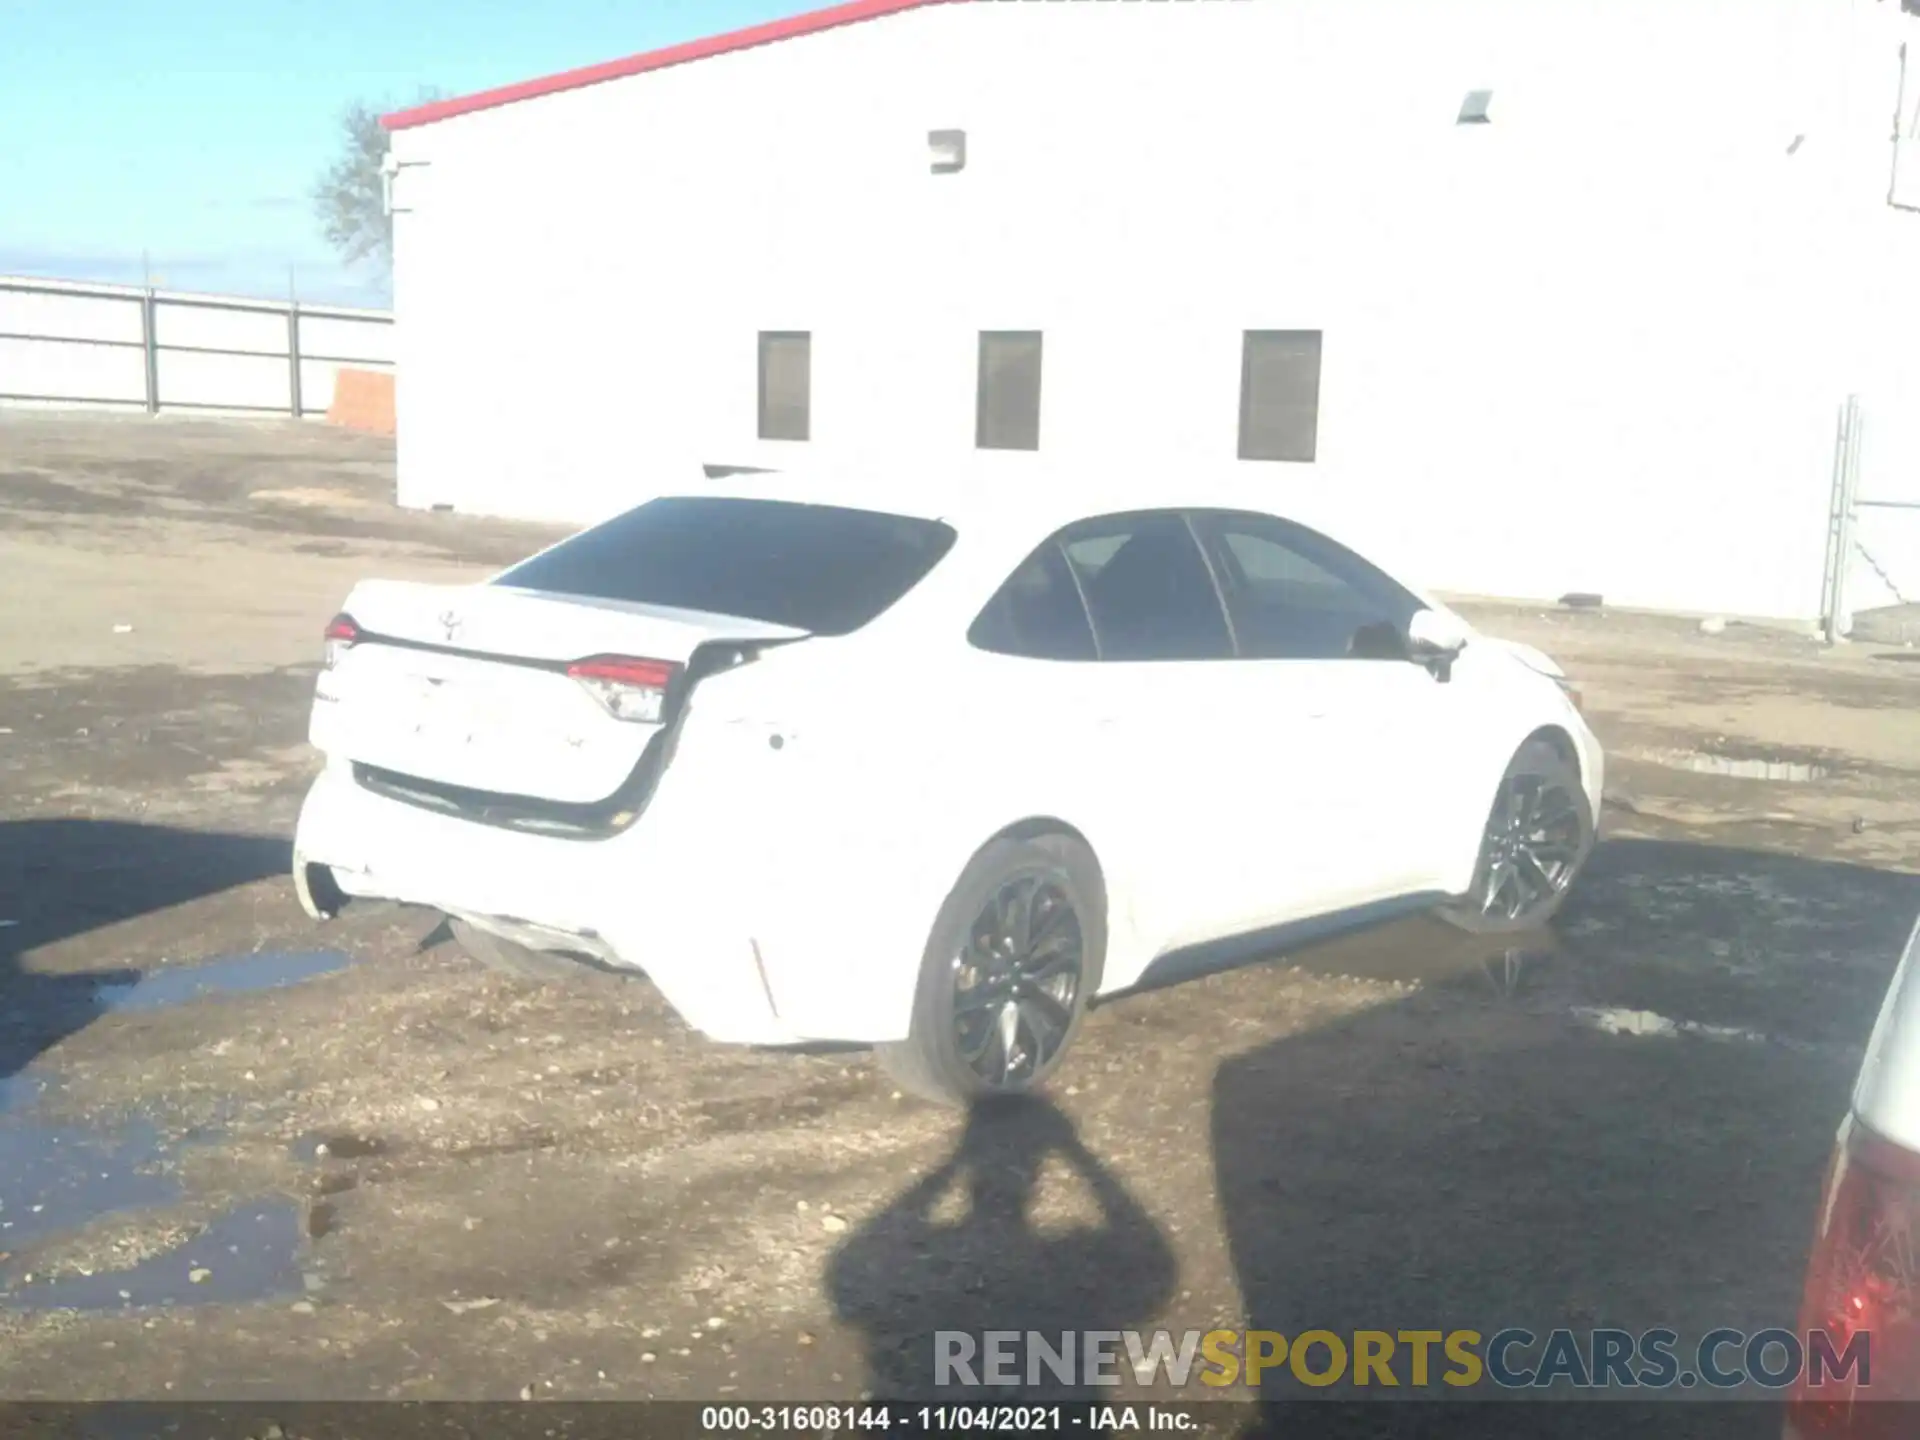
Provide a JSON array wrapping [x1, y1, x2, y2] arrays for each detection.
[[642, 458, 1454, 643], [691, 460, 1349, 545]]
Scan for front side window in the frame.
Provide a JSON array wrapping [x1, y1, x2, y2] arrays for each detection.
[[1192, 510, 1418, 660], [1060, 512, 1233, 661], [499, 496, 954, 636]]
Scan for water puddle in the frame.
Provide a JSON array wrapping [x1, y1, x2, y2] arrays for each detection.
[[0, 949, 351, 1235], [1634, 747, 1833, 784], [0, 1078, 305, 1311], [93, 949, 350, 1014], [1285, 915, 1566, 997], [0, 1076, 180, 1256], [0, 947, 346, 1311], [0, 1071, 45, 1117], [290, 1129, 388, 1163], [1672, 754, 1828, 784], [1, 1200, 303, 1312], [1575, 1006, 1774, 1045]]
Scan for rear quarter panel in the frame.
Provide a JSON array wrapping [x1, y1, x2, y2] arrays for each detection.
[[680, 640, 1162, 1038]]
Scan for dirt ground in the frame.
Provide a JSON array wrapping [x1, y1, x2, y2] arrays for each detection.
[[4, 412, 1920, 1417]]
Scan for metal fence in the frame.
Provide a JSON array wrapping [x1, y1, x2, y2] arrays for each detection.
[[0, 274, 393, 418]]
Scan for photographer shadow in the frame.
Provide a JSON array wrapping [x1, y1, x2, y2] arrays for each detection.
[[828, 1096, 1177, 1403], [1, 819, 291, 1082]]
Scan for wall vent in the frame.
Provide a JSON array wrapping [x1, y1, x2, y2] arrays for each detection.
[[1458, 90, 1494, 124], [929, 129, 967, 173]]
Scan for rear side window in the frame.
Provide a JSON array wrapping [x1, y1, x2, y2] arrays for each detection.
[[968, 543, 1098, 661], [499, 496, 956, 636]]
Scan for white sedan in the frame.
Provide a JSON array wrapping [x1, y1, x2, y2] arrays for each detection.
[[291, 473, 1604, 1104]]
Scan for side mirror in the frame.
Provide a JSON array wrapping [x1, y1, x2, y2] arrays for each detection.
[[1405, 608, 1471, 660]]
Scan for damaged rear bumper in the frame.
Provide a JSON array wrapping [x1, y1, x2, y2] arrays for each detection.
[[291, 762, 801, 1045]]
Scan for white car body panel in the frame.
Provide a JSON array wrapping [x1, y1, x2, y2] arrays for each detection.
[[1848, 915, 1920, 1153], [314, 578, 807, 805], [293, 471, 1604, 1047]]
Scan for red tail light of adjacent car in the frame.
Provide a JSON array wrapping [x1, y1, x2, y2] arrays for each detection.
[[1788, 1117, 1920, 1437]]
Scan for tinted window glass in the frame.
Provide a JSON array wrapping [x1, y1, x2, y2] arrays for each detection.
[[968, 544, 1097, 661], [1060, 533, 1125, 577], [1195, 511, 1418, 660], [1061, 513, 1233, 662], [499, 497, 956, 636]]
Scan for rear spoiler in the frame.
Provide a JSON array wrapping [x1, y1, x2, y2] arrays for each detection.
[[702, 462, 779, 480]]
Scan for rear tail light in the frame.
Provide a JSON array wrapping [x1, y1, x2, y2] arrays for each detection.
[[566, 655, 679, 724], [322, 613, 360, 670], [1789, 1117, 1920, 1435]]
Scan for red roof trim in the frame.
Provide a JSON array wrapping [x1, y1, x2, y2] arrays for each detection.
[[382, 0, 947, 131]]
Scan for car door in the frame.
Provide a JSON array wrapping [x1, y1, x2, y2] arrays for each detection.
[[1052, 509, 1350, 953], [1189, 509, 1468, 912], [962, 514, 1235, 973]]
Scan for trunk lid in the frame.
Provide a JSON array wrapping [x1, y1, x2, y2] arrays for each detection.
[[310, 579, 808, 805]]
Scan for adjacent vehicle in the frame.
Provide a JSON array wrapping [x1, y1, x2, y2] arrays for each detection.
[[292, 472, 1603, 1104], [1788, 913, 1920, 1437]]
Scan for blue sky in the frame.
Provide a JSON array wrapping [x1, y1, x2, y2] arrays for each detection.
[[0, 0, 813, 306]]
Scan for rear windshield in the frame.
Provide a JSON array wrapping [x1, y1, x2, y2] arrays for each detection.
[[496, 496, 957, 636]]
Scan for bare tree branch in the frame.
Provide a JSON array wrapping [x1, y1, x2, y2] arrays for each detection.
[[311, 90, 438, 285]]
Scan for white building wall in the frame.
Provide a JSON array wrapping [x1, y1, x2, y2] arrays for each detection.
[[390, 0, 1920, 622]]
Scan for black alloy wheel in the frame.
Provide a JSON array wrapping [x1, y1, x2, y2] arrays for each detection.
[[949, 871, 1087, 1087], [880, 834, 1105, 1105], [1440, 737, 1592, 935]]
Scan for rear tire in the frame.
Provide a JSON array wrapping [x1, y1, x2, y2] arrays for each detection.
[[447, 916, 592, 983], [878, 835, 1105, 1107], [1439, 737, 1593, 935]]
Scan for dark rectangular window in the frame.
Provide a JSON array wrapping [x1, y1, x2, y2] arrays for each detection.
[[757, 331, 811, 441], [976, 331, 1043, 451], [1238, 330, 1322, 463]]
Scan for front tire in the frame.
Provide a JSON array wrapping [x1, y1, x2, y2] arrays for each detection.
[[1439, 737, 1593, 935], [878, 835, 1106, 1106]]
